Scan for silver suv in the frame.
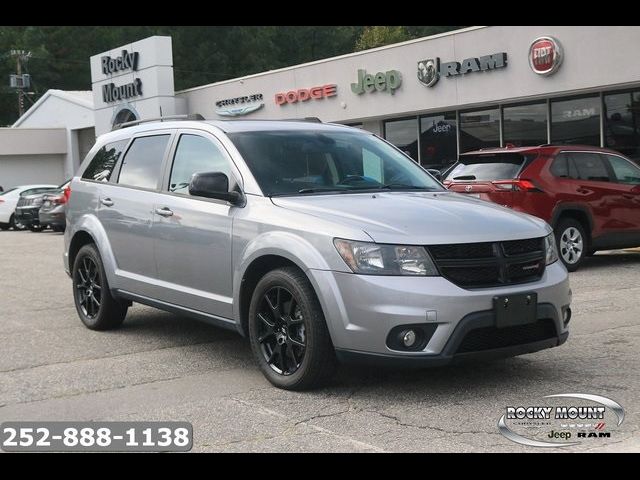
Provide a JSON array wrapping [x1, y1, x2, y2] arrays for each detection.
[[64, 119, 571, 390]]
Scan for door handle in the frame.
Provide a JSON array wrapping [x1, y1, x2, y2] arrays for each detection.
[[155, 207, 174, 217], [100, 198, 114, 207]]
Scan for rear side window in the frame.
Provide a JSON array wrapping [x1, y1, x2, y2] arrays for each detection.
[[446, 153, 531, 181], [550, 154, 569, 177], [117, 135, 171, 190], [82, 140, 128, 182], [570, 153, 610, 182]]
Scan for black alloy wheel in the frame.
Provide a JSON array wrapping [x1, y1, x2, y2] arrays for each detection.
[[248, 267, 337, 390], [256, 286, 306, 375], [76, 256, 102, 319], [72, 243, 128, 330]]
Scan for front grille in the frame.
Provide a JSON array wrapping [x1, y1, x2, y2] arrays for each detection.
[[426, 237, 545, 288], [456, 319, 557, 354]]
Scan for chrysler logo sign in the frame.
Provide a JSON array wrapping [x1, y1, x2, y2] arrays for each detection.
[[418, 53, 507, 87], [529, 37, 563, 76], [215, 94, 264, 117]]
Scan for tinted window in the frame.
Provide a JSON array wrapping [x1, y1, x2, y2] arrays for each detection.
[[605, 154, 640, 184], [550, 154, 569, 177], [419, 112, 457, 170], [384, 117, 418, 161], [82, 140, 128, 182], [571, 153, 610, 182], [551, 96, 601, 146], [446, 153, 528, 181], [169, 135, 233, 195], [460, 108, 500, 153], [0, 188, 17, 196], [228, 130, 443, 196], [604, 91, 640, 161], [117, 135, 170, 189], [503, 103, 548, 147]]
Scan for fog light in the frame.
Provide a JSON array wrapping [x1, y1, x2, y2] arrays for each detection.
[[402, 330, 417, 347]]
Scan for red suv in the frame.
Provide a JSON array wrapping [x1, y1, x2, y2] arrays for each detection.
[[444, 145, 640, 271]]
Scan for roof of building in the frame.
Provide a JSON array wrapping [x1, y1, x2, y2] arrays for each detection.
[[12, 89, 94, 128]]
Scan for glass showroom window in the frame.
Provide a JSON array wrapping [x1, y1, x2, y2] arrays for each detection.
[[503, 103, 548, 147], [384, 117, 419, 161], [459, 108, 500, 153], [551, 96, 601, 146], [604, 90, 640, 161], [419, 112, 457, 170]]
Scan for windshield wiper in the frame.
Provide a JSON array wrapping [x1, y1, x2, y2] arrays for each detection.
[[297, 187, 346, 194], [452, 175, 476, 180], [381, 184, 435, 190]]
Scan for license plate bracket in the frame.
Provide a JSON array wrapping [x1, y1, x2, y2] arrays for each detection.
[[493, 292, 537, 328]]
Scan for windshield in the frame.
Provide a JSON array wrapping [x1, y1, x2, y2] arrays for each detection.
[[446, 153, 532, 181], [228, 129, 444, 196]]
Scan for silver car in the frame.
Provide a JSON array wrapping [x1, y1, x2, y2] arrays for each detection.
[[64, 119, 571, 390]]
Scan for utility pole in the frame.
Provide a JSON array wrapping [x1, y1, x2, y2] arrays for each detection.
[[10, 50, 31, 117]]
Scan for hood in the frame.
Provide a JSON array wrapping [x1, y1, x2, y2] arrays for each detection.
[[271, 191, 550, 244]]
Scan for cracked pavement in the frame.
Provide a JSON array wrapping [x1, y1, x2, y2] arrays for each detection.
[[0, 231, 638, 452]]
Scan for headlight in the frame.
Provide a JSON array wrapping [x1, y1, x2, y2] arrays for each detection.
[[544, 233, 558, 265], [334, 239, 438, 276]]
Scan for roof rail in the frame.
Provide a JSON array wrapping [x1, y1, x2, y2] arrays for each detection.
[[280, 117, 323, 123], [112, 113, 205, 130]]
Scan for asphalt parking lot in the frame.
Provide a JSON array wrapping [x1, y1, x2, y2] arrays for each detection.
[[0, 230, 638, 452]]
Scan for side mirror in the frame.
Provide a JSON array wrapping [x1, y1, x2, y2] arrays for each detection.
[[427, 168, 443, 182], [189, 171, 243, 205]]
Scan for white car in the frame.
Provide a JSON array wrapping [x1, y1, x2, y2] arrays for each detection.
[[0, 185, 58, 230]]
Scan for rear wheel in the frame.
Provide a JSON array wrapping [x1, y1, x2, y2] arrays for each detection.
[[30, 225, 43, 232], [72, 244, 128, 330], [248, 267, 337, 390], [555, 218, 588, 272]]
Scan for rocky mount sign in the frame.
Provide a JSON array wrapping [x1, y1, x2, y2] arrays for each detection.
[[100, 49, 144, 103]]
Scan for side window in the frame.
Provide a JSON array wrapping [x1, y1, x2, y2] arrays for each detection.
[[605, 155, 640, 184], [571, 153, 610, 182], [169, 134, 234, 195], [82, 140, 128, 182], [550, 153, 569, 177], [117, 135, 171, 190]]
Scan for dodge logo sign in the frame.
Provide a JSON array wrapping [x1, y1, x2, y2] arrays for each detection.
[[418, 59, 440, 87], [529, 36, 563, 76]]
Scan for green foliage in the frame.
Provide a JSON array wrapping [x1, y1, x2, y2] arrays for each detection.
[[0, 26, 463, 126], [355, 26, 411, 51]]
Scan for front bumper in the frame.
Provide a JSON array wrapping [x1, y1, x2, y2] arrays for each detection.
[[308, 261, 571, 360]]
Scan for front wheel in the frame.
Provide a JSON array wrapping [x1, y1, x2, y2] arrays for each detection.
[[72, 244, 128, 330], [248, 267, 337, 390], [555, 219, 588, 272]]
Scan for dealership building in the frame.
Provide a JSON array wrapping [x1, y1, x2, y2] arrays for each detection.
[[2, 25, 640, 187]]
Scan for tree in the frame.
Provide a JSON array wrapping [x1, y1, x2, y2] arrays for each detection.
[[355, 26, 411, 51]]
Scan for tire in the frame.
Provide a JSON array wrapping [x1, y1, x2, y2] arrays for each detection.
[[248, 266, 337, 390], [52, 226, 65, 233], [555, 218, 588, 272], [30, 225, 43, 232], [0, 223, 8, 231], [72, 243, 128, 330]]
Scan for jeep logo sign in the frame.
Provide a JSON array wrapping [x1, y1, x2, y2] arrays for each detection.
[[351, 69, 402, 95], [529, 37, 563, 76], [417, 53, 507, 87]]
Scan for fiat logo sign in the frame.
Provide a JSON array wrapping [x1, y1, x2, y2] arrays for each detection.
[[529, 36, 563, 76]]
